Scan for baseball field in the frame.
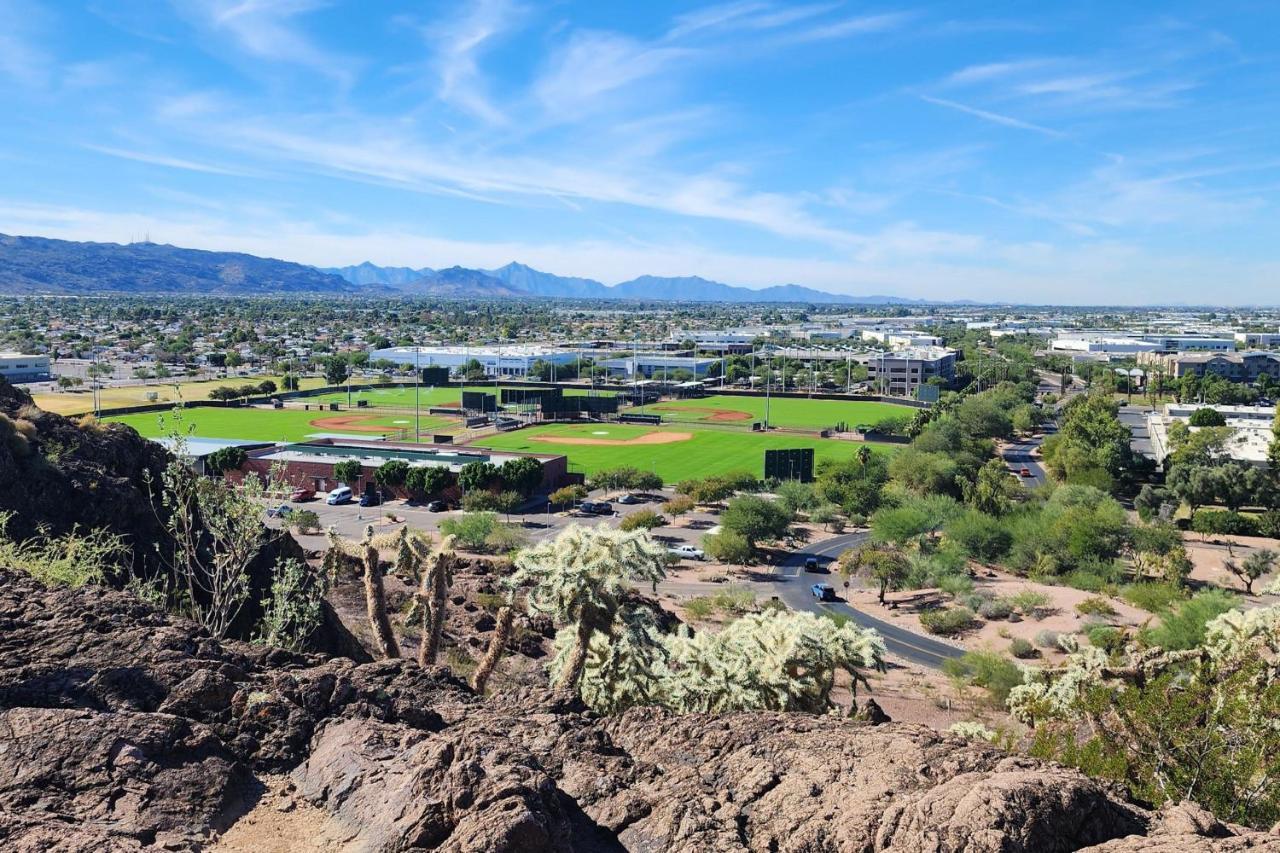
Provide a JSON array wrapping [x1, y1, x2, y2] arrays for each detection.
[[469, 422, 894, 482], [646, 394, 911, 431], [106, 406, 458, 443]]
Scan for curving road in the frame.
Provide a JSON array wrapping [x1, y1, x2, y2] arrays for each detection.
[[772, 533, 965, 669]]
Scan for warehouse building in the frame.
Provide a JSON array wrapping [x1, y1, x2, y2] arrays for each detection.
[[0, 352, 52, 383], [368, 345, 578, 378], [599, 354, 723, 379]]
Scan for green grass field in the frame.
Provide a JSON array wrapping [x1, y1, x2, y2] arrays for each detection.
[[308, 383, 617, 409], [647, 394, 914, 431], [106, 406, 458, 443], [469, 422, 894, 482]]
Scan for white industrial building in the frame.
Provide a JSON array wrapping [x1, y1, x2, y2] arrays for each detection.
[[1147, 403, 1276, 468], [1236, 332, 1280, 348], [0, 352, 52, 383], [599, 354, 723, 379], [368, 345, 578, 378]]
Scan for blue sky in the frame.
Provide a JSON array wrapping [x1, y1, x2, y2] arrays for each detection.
[[1, 1, 1277, 303]]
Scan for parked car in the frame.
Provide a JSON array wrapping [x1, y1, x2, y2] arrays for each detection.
[[326, 486, 353, 505], [289, 488, 315, 502], [617, 493, 642, 505], [668, 544, 706, 561], [359, 491, 383, 507], [266, 504, 293, 518], [425, 500, 448, 512], [579, 500, 614, 515], [810, 583, 836, 601]]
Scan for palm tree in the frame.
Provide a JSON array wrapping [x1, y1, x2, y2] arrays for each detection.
[[857, 445, 873, 468], [509, 525, 667, 691]]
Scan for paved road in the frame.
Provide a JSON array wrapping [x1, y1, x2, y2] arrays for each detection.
[[1000, 434, 1048, 488], [770, 533, 965, 669], [1117, 404, 1156, 460]]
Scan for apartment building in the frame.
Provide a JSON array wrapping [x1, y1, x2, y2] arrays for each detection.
[[368, 345, 578, 378], [1138, 350, 1280, 383]]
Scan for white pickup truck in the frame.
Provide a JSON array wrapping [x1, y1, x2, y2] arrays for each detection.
[[668, 544, 706, 561]]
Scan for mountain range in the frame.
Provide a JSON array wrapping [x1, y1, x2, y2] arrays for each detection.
[[0, 233, 360, 295], [320, 260, 920, 303], [0, 232, 921, 303]]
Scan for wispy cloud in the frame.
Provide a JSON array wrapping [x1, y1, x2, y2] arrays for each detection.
[[173, 0, 352, 85], [81, 143, 262, 177], [783, 11, 916, 44], [424, 0, 520, 125], [919, 95, 1065, 138], [534, 31, 692, 118], [0, 0, 52, 88]]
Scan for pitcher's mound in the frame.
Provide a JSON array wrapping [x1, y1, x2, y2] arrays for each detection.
[[530, 430, 694, 447]]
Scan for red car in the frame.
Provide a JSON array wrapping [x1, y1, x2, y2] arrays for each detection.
[[289, 488, 316, 502], [1019, 467, 1033, 478]]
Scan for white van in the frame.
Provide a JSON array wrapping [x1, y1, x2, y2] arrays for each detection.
[[326, 485, 353, 505]]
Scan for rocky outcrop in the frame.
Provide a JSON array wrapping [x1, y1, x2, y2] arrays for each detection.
[[1, 571, 1275, 852], [0, 377, 172, 572]]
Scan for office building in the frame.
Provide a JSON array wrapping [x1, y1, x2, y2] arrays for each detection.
[[0, 353, 52, 383], [866, 346, 956, 396], [368, 345, 578, 378]]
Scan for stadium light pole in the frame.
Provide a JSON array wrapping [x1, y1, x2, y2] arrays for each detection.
[[414, 346, 420, 443], [764, 352, 772, 430]]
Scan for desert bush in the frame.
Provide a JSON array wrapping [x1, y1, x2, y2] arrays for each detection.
[[943, 650, 1022, 704], [1120, 581, 1187, 614], [1033, 629, 1061, 649], [619, 509, 666, 532], [1144, 589, 1239, 650], [1075, 596, 1118, 618], [1009, 637, 1038, 659], [1006, 588, 1051, 618], [290, 509, 320, 534], [978, 598, 1014, 620], [256, 558, 327, 652], [702, 530, 754, 565], [1085, 624, 1125, 653], [0, 511, 126, 588], [920, 606, 976, 636]]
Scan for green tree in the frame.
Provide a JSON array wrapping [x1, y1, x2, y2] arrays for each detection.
[[1188, 407, 1227, 427], [374, 460, 409, 490], [839, 545, 911, 605], [720, 494, 792, 550], [322, 356, 349, 386], [458, 461, 500, 493], [498, 456, 543, 497], [405, 465, 451, 500], [1224, 549, 1276, 595], [333, 459, 362, 485], [205, 445, 247, 475]]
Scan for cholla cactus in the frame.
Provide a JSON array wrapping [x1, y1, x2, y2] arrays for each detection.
[[359, 525, 401, 659], [418, 534, 458, 667], [660, 611, 885, 714], [510, 525, 667, 690], [549, 606, 669, 713], [1203, 604, 1280, 663], [949, 721, 998, 743], [470, 598, 514, 694]]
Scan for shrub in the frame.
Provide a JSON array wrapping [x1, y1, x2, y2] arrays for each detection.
[[1009, 637, 1038, 659], [942, 650, 1022, 703], [662, 494, 696, 516], [290, 509, 320, 534], [462, 491, 501, 512], [920, 606, 976, 636], [256, 558, 326, 652], [619, 509, 666, 532], [683, 597, 715, 619], [1144, 589, 1239, 650], [1085, 624, 1125, 653], [1191, 509, 1260, 538], [937, 573, 974, 599], [702, 530, 753, 565], [440, 512, 498, 551], [1033, 629, 1061, 649], [0, 511, 126, 588], [1075, 596, 1118, 618], [1258, 510, 1280, 540], [549, 484, 587, 509], [1007, 589, 1051, 618], [978, 598, 1014, 620], [1119, 581, 1186, 613], [1061, 569, 1114, 593]]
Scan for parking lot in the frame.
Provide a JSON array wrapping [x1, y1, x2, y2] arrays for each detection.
[[269, 487, 721, 556]]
